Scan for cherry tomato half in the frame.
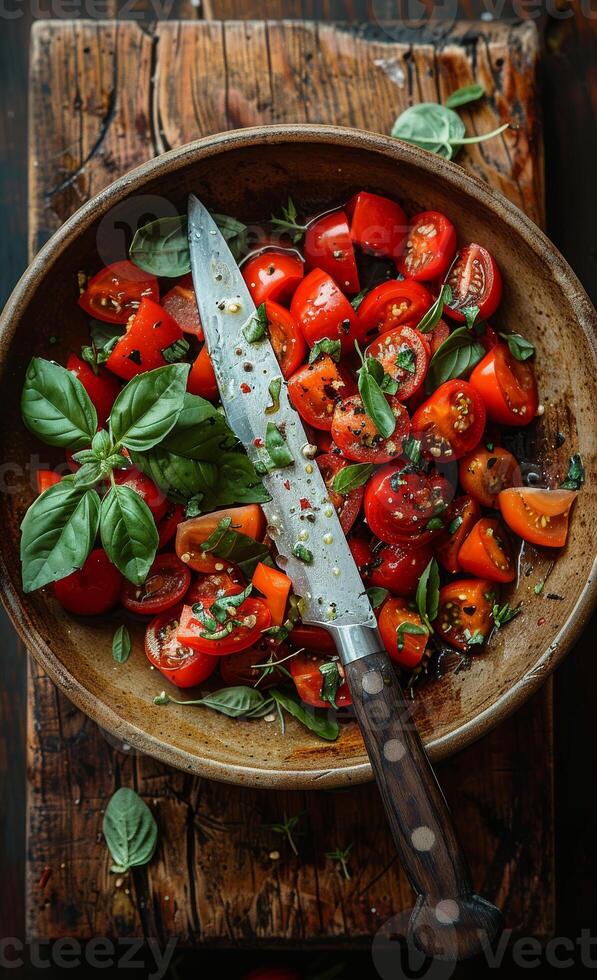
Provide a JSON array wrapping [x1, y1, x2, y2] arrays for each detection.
[[290, 651, 352, 708], [187, 345, 218, 400], [378, 597, 428, 668], [78, 261, 159, 324], [426, 318, 450, 355], [220, 642, 287, 690], [347, 191, 408, 259], [176, 505, 266, 573], [242, 250, 304, 306], [287, 355, 353, 431], [397, 211, 457, 282], [367, 540, 434, 598], [288, 624, 338, 654], [161, 273, 203, 338], [145, 604, 218, 688], [105, 298, 183, 381], [157, 503, 185, 550], [67, 353, 121, 426], [120, 553, 191, 615], [366, 325, 430, 401], [186, 569, 244, 604], [457, 517, 516, 583], [469, 344, 539, 426], [331, 393, 410, 464], [436, 579, 497, 652], [317, 452, 365, 533], [364, 466, 452, 546], [113, 467, 168, 521], [53, 548, 122, 615], [264, 300, 307, 379], [291, 269, 363, 354], [444, 244, 502, 323], [433, 494, 481, 574], [304, 210, 360, 294], [458, 446, 522, 508], [357, 280, 433, 335], [412, 380, 486, 462], [498, 487, 577, 548], [177, 597, 271, 656]]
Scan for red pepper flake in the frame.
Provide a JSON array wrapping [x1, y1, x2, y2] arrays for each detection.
[[240, 382, 251, 394], [283, 479, 291, 490], [299, 498, 312, 510], [537, 617, 545, 626], [39, 866, 52, 890], [254, 438, 264, 448]]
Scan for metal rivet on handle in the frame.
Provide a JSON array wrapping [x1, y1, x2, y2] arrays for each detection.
[[383, 739, 406, 762], [435, 899, 460, 924], [362, 670, 384, 695], [410, 826, 436, 851]]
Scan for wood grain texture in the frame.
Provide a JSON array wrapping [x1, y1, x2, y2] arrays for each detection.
[[26, 18, 553, 943]]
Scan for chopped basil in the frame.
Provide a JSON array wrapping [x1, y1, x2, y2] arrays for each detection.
[[351, 289, 368, 311], [318, 661, 342, 709], [534, 580, 545, 595], [264, 422, 294, 469], [416, 284, 452, 334], [402, 434, 422, 468], [395, 348, 416, 374], [208, 583, 253, 625], [396, 621, 428, 652], [292, 542, 313, 564], [463, 628, 485, 647], [426, 516, 444, 531], [492, 601, 521, 628], [241, 303, 268, 344], [448, 515, 463, 535], [265, 377, 282, 415], [161, 338, 190, 363], [500, 332, 535, 361], [366, 586, 389, 610], [560, 453, 585, 491], [331, 462, 374, 495], [308, 336, 342, 364]]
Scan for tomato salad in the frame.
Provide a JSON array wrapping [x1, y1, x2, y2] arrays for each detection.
[[20, 193, 584, 741]]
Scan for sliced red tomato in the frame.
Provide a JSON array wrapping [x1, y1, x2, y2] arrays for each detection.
[[36, 470, 61, 494], [291, 269, 363, 354], [157, 503, 185, 550], [347, 191, 408, 259], [176, 505, 266, 573], [187, 345, 218, 400], [287, 355, 353, 431], [331, 393, 409, 463], [67, 353, 121, 426], [105, 298, 183, 381], [120, 553, 191, 615], [177, 597, 271, 656], [290, 651, 352, 708], [145, 604, 218, 688], [264, 300, 307, 379], [368, 540, 434, 597], [365, 325, 430, 401], [53, 548, 122, 615], [444, 244, 502, 322], [304, 210, 360, 293], [242, 250, 304, 306], [357, 280, 433, 335], [397, 211, 457, 282], [412, 380, 486, 461], [378, 598, 428, 668], [348, 534, 374, 573], [78, 261, 159, 324], [364, 466, 452, 546], [252, 562, 292, 627], [186, 569, 244, 604], [113, 467, 168, 521], [289, 624, 337, 654], [498, 487, 577, 548], [436, 579, 497, 651], [458, 446, 522, 508], [434, 494, 481, 574], [469, 344, 538, 426], [220, 642, 287, 690], [317, 452, 365, 533], [425, 318, 450, 354], [161, 273, 203, 338], [457, 517, 516, 583]]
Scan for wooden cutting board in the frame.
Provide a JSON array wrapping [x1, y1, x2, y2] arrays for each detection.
[[26, 18, 553, 943]]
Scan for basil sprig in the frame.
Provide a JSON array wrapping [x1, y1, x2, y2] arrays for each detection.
[[129, 212, 248, 277], [154, 685, 274, 719], [391, 103, 508, 161], [110, 363, 190, 451], [100, 483, 159, 585], [500, 332, 536, 361], [415, 558, 440, 633], [270, 688, 340, 742], [424, 327, 485, 393], [355, 343, 397, 439], [270, 197, 307, 244], [102, 788, 158, 874], [21, 358, 98, 449]]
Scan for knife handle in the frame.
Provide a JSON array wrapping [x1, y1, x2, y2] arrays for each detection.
[[334, 626, 502, 960]]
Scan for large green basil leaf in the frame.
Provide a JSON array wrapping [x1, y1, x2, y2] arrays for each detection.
[[270, 689, 339, 742], [392, 103, 465, 160], [201, 520, 274, 580], [21, 358, 98, 449], [130, 447, 218, 504], [160, 393, 238, 460], [129, 212, 248, 277], [100, 484, 158, 585], [20, 481, 100, 592], [155, 685, 273, 719], [102, 788, 158, 874], [424, 327, 485, 393], [210, 453, 270, 506], [109, 364, 189, 452]]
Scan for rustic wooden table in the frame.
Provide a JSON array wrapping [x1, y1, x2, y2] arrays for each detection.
[[1, 0, 596, 960]]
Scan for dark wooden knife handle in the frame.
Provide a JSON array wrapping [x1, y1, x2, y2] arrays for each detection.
[[342, 643, 503, 960]]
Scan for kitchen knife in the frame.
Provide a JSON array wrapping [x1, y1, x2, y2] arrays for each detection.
[[188, 194, 502, 959]]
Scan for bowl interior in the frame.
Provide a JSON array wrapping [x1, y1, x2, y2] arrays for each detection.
[[1, 129, 596, 787]]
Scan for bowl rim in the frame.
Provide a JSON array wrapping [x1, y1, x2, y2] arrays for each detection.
[[1, 123, 596, 788]]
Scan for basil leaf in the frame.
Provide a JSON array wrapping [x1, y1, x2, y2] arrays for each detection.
[[100, 484, 158, 585], [463, 628, 485, 647], [155, 685, 272, 718], [92, 429, 113, 457], [358, 371, 396, 439], [445, 83, 485, 109], [110, 364, 189, 452], [366, 586, 389, 609], [270, 689, 339, 741], [264, 422, 294, 468], [331, 462, 374, 495], [102, 787, 158, 874], [463, 305, 480, 331], [89, 320, 125, 349], [391, 102, 508, 160], [209, 583, 253, 624], [130, 216, 190, 277], [160, 392, 237, 459], [21, 358, 98, 449], [448, 514, 463, 535], [501, 332, 536, 361], [292, 542, 313, 564], [161, 338, 190, 364], [20, 482, 101, 593], [402, 434, 422, 467], [395, 349, 416, 374], [416, 284, 452, 334], [211, 212, 248, 262], [131, 447, 218, 504], [319, 661, 341, 709], [425, 327, 485, 393], [81, 335, 120, 373], [210, 453, 270, 506], [270, 197, 306, 244], [351, 289, 367, 311], [242, 304, 268, 344], [72, 461, 105, 489], [309, 337, 342, 364], [492, 601, 521, 629], [112, 625, 132, 663], [396, 621, 428, 651], [560, 453, 585, 491], [265, 377, 282, 416], [201, 520, 274, 580], [415, 557, 440, 632]]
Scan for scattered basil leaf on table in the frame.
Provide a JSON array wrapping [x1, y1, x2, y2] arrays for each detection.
[[309, 337, 342, 364], [560, 453, 585, 491], [500, 332, 536, 361], [21, 358, 98, 449], [366, 586, 389, 610], [270, 688, 340, 742], [391, 103, 508, 161], [416, 284, 452, 334], [112, 625, 132, 663], [20, 483, 101, 593], [424, 327, 485, 393], [154, 685, 273, 719], [445, 83, 486, 109], [415, 557, 440, 632], [331, 462, 374, 495], [109, 363, 189, 452], [102, 787, 158, 874], [100, 483, 158, 586]]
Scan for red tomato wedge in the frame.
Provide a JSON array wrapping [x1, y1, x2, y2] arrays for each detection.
[[331, 393, 410, 464], [444, 244, 502, 323], [434, 494, 481, 574], [412, 380, 486, 462], [304, 210, 360, 294], [397, 210, 457, 282], [79, 261, 159, 324], [347, 191, 408, 259], [365, 324, 430, 401], [113, 467, 168, 521], [105, 298, 183, 381], [67, 353, 121, 426], [469, 344, 538, 426], [176, 505, 266, 573], [290, 651, 352, 708], [187, 345, 218, 400], [357, 280, 433, 335], [53, 549, 122, 616], [287, 355, 353, 431], [186, 569, 244, 604], [367, 540, 434, 598], [436, 579, 497, 651], [457, 517, 516, 583], [161, 273, 203, 338], [425, 318, 450, 355], [291, 268, 364, 354], [498, 487, 577, 548], [120, 553, 191, 615], [145, 604, 218, 688], [177, 597, 271, 656], [364, 466, 453, 546], [264, 300, 307, 379], [242, 250, 304, 306], [378, 597, 428, 668], [252, 562, 292, 627], [458, 446, 522, 508], [316, 452, 365, 533]]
